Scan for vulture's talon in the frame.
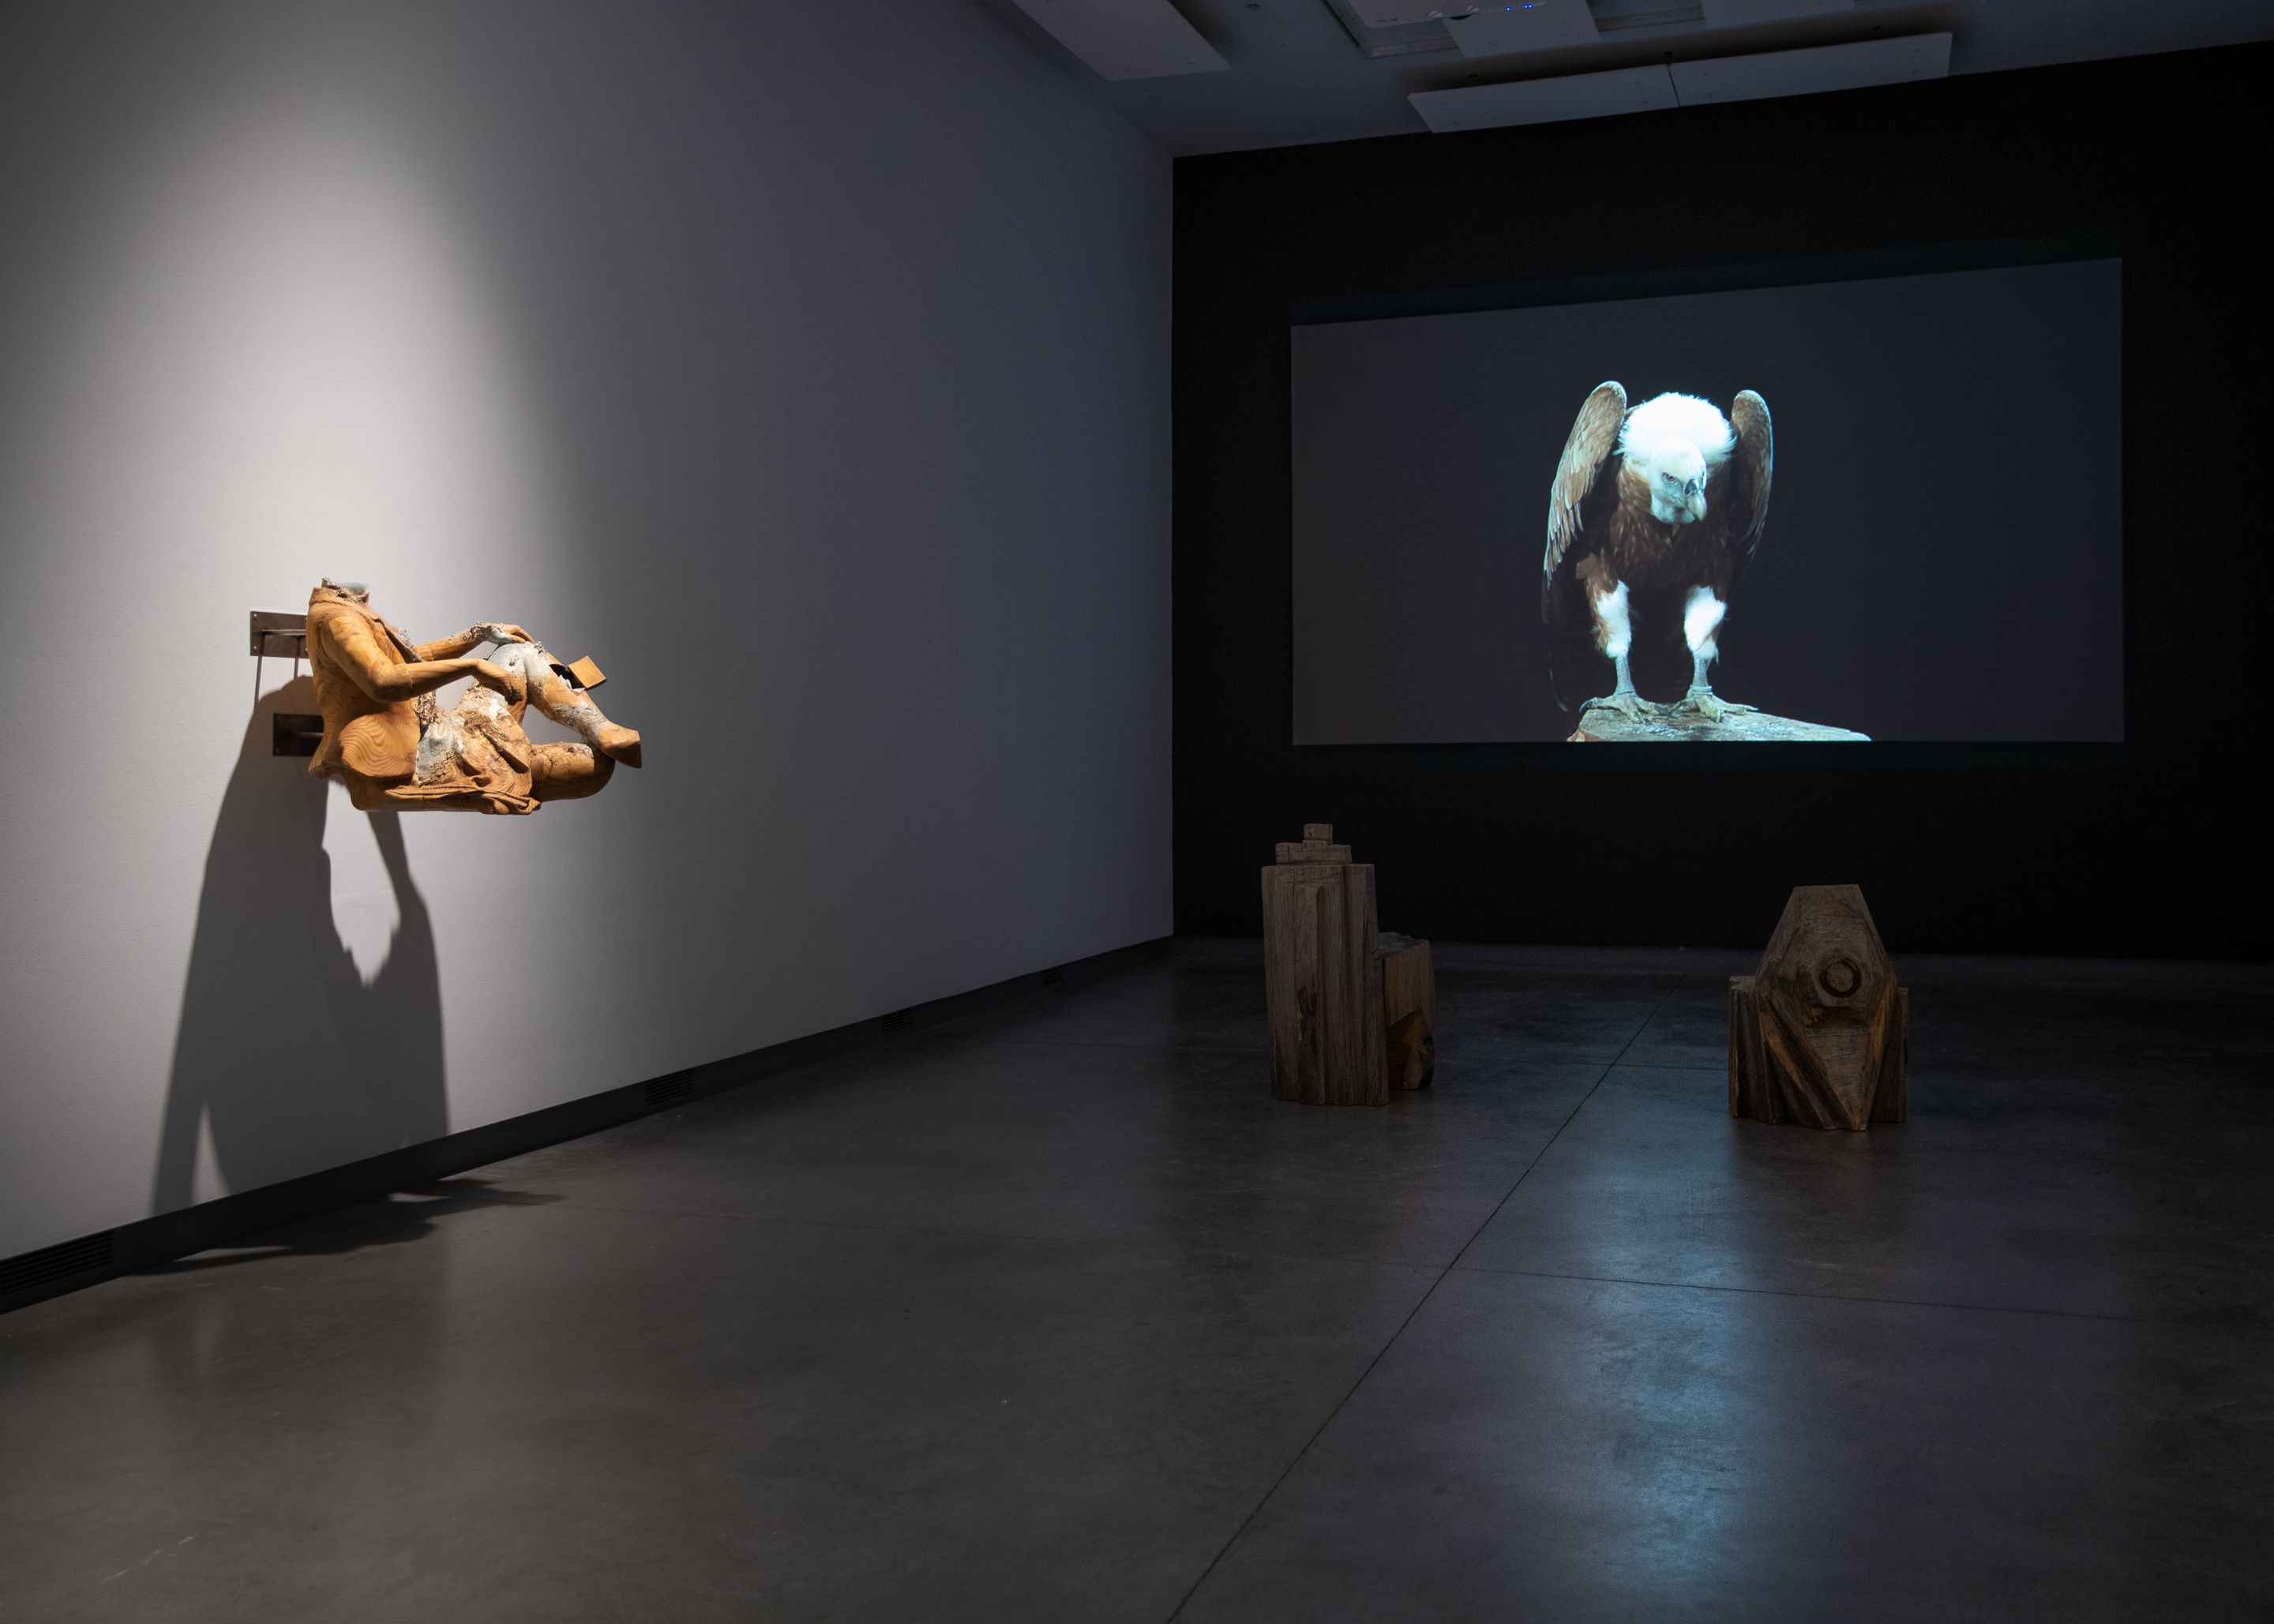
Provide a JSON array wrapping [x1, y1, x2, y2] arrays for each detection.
[[1673, 691, 1752, 723], [1582, 691, 1655, 722]]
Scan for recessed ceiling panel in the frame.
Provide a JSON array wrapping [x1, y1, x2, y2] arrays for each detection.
[[1671, 32, 1952, 103], [1447, 2, 1602, 58], [1349, 2, 1484, 24], [1699, 0, 1855, 26], [1007, 0, 1229, 81], [1409, 62, 1679, 130]]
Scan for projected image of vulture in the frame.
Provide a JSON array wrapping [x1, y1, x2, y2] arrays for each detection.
[[1542, 382, 1773, 722]]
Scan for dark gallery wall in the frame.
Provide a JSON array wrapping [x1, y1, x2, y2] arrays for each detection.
[[1173, 44, 2272, 958]]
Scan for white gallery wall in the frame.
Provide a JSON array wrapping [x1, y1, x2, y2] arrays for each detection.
[[0, 1, 1172, 1259]]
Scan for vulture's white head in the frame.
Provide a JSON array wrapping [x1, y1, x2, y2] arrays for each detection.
[[1619, 392, 1734, 527]]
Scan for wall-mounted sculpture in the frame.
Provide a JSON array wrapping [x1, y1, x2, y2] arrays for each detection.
[[1728, 884, 1908, 1130], [302, 579, 641, 815]]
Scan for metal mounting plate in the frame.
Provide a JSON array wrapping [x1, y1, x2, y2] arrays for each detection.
[[250, 610, 307, 658]]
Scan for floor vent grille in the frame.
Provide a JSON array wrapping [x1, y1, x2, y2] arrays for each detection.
[[2, 1231, 115, 1296], [644, 1071, 696, 1108], [880, 1008, 916, 1035]]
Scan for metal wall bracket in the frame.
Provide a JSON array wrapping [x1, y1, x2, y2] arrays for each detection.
[[250, 610, 306, 657], [272, 714, 324, 757]]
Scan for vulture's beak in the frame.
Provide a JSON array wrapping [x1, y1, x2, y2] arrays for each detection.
[[1686, 490, 1708, 522]]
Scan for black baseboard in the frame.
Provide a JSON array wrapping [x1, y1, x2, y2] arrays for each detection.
[[0, 936, 1170, 1318]]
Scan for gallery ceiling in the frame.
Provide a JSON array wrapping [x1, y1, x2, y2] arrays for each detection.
[[977, 0, 2274, 154]]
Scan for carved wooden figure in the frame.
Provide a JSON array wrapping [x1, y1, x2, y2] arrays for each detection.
[[1728, 885, 1908, 1130], [1380, 933, 1435, 1090], [1262, 824, 1387, 1106], [303, 579, 642, 816]]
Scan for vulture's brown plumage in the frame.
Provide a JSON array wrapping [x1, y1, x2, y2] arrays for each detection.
[[1543, 382, 1773, 721]]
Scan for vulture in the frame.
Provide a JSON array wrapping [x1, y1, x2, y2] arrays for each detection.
[[1542, 382, 1773, 722]]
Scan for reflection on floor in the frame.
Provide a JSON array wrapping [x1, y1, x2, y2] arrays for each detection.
[[3, 940, 2269, 1622]]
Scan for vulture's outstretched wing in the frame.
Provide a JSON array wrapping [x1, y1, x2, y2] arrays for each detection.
[[1726, 389, 1773, 576], [1542, 381, 1626, 617]]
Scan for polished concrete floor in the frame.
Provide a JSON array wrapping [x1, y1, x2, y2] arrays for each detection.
[[4, 941, 2270, 1622]]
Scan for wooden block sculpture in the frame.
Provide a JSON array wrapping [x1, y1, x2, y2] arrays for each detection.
[[1262, 824, 1387, 1106], [1729, 885, 1908, 1130], [1379, 933, 1435, 1090]]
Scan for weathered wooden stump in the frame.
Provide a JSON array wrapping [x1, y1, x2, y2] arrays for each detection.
[[1729, 884, 1908, 1130], [1379, 932, 1435, 1090], [1262, 824, 1387, 1106]]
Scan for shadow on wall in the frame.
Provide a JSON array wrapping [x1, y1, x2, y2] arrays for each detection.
[[152, 677, 446, 1220]]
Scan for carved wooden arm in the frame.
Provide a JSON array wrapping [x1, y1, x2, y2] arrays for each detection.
[[323, 617, 512, 702], [412, 622, 534, 661]]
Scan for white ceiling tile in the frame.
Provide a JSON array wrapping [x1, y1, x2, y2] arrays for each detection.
[[1347, 2, 1483, 24], [1410, 62, 1679, 129], [1671, 32, 1951, 104], [1700, 0, 1856, 27], [1007, 0, 1229, 81], [1447, 2, 1602, 58]]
